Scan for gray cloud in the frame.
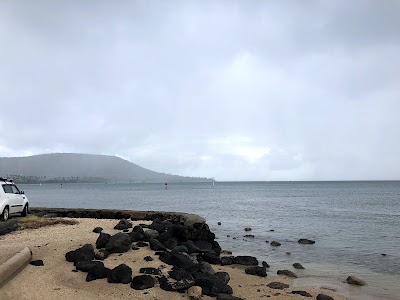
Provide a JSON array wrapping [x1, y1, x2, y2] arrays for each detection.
[[1, 0, 399, 180]]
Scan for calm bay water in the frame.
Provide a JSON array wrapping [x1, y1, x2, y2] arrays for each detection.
[[20, 181, 400, 299]]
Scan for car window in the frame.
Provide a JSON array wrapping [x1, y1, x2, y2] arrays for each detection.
[[2, 184, 14, 194], [11, 185, 20, 194]]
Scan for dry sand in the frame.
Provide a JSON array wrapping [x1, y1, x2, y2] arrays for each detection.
[[0, 218, 350, 300]]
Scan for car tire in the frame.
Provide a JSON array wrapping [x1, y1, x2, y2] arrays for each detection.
[[1, 206, 9, 222], [21, 204, 28, 217]]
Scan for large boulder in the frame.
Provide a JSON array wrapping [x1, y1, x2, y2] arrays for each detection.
[[65, 244, 95, 266], [105, 233, 132, 253], [130, 275, 156, 290], [220, 256, 233, 266], [232, 256, 258, 266], [159, 252, 197, 269], [245, 266, 267, 277], [96, 232, 111, 249], [199, 251, 221, 265], [144, 229, 159, 239], [195, 274, 233, 297], [180, 241, 201, 254], [168, 224, 189, 242], [107, 264, 132, 284], [164, 238, 179, 250]]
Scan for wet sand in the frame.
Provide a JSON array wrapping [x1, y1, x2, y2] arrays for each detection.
[[0, 218, 349, 300]]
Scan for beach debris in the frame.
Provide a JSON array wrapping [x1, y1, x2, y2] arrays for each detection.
[[220, 256, 234, 266], [317, 294, 335, 300], [293, 262, 305, 269], [270, 241, 281, 247], [169, 268, 194, 281], [92, 227, 103, 233], [232, 256, 258, 266], [107, 264, 132, 284], [65, 244, 95, 266], [144, 256, 153, 261], [262, 261, 270, 268], [187, 285, 202, 300], [96, 232, 111, 249], [244, 227, 252, 231], [114, 218, 133, 230], [194, 273, 233, 296], [139, 267, 162, 275], [218, 222, 222, 225], [245, 266, 267, 277], [29, 259, 44, 266], [130, 275, 156, 290], [105, 232, 132, 253], [243, 234, 255, 238], [86, 265, 110, 282], [298, 238, 315, 244], [267, 282, 289, 289], [217, 294, 244, 300], [346, 275, 366, 286], [292, 290, 312, 297], [277, 269, 298, 278], [269, 229, 275, 232]]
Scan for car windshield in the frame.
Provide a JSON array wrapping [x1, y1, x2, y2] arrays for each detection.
[[1, 184, 20, 194]]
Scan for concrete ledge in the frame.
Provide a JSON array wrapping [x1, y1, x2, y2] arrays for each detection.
[[29, 207, 205, 227], [0, 247, 32, 288]]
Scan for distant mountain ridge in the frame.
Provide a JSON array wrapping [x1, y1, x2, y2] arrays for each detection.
[[0, 153, 212, 183]]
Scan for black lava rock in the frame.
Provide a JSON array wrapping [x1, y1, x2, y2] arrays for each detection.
[[292, 290, 312, 297], [245, 266, 267, 277], [144, 256, 154, 261], [30, 260, 44, 266], [76, 260, 104, 272], [105, 233, 132, 253], [130, 275, 156, 290], [86, 265, 110, 282], [149, 238, 167, 251], [277, 269, 298, 278], [293, 262, 305, 269], [107, 264, 132, 284], [232, 256, 258, 266], [96, 232, 111, 249], [92, 227, 103, 233], [267, 282, 289, 289], [220, 256, 233, 266], [65, 244, 95, 266], [298, 239, 315, 244], [139, 267, 162, 276], [317, 294, 335, 300]]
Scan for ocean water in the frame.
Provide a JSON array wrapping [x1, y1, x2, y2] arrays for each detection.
[[19, 181, 400, 299]]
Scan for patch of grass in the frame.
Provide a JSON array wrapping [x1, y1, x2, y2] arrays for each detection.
[[18, 215, 78, 229]]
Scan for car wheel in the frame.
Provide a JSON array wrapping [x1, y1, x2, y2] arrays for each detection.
[[21, 204, 28, 217], [1, 206, 9, 222]]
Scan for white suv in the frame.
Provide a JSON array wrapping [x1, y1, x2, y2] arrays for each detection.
[[0, 178, 29, 221]]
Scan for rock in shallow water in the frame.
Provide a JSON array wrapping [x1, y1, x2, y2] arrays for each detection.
[[317, 294, 335, 300], [245, 266, 267, 277], [267, 282, 289, 289], [292, 290, 312, 297], [232, 256, 258, 266], [270, 241, 281, 247], [298, 238, 315, 244], [277, 269, 297, 278], [346, 275, 366, 286], [293, 262, 305, 269]]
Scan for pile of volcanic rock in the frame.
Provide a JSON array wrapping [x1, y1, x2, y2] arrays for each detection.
[[65, 218, 267, 299]]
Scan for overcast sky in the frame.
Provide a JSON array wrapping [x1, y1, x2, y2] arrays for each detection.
[[0, 1, 399, 181]]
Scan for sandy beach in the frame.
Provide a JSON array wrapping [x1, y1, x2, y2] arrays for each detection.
[[0, 218, 349, 300]]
